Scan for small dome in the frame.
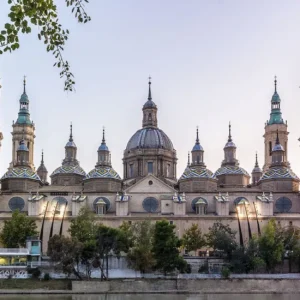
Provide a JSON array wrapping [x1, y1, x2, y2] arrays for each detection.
[[66, 140, 76, 148], [126, 127, 174, 151], [37, 164, 48, 173], [271, 91, 281, 103], [260, 166, 299, 181], [85, 166, 121, 180], [272, 143, 284, 152], [224, 141, 236, 148], [192, 144, 204, 151], [214, 166, 249, 177], [179, 166, 214, 180], [98, 143, 109, 151], [51, 165, 86, 177], [143, 99, 157, 109], [252, 166, 262, 174], [1, 167, 41, 181], [20, 93, 29, 103]]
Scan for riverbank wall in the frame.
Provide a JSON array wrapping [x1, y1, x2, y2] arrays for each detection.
[[72, 277, 300, 294]]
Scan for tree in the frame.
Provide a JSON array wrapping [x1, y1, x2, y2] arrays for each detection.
[[0, 210, 38, 248], [182, 223, 205, 254], [126, 220, 155, 274], [93, 224, 127, 280], [0, 0, 91, 91], [152, 220, 187, 275], [205, 222, 237, 260], [258, 219, 284, 273], [47, 234, 83, 279], [230, 238, 265, 274], [68, 206, 97, 243]]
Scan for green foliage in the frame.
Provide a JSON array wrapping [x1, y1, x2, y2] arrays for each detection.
[[198, 261, 209, 274], [182, 223, 205, 254], [43, 273, 51, 281], [0, 210, 38, 248], [0, 0, 91, 91], [126, 220, 155, 274], [68, 207, 97, 244], [221, 266, 231, 279], [47, 234, 83, 280], [152, 220, 184, 275], [258, 219, 284, 272], [205, 222, 237, 260], [28, 267, 41, 279]]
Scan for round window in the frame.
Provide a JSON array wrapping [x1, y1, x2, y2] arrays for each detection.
[[93, 197, 111, 212], [9, 197, 25, 212], [275, 197, 292, 213], [148, 180, 153, 185], [143, 197, 158, 213]]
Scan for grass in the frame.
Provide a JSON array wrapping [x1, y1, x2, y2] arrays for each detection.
[[0, 279, 72, 290]]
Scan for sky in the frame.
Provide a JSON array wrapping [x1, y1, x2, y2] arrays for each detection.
[[1, 0, 300, 179]]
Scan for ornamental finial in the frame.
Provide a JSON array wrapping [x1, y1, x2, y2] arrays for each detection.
[[196, 126, 199, 143], [274, 75, 277, 93], [228, 122, 232, 142], [255, 151, 259, 168], [23, 75, 26, 94], [187, 152, 190, 166], [102, 126, 106, 144], [69, 122, 73, 142], [148, 76, 152, 100]]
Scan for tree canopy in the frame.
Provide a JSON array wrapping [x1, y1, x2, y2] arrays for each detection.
[[0, 0, 91, 91], [0, 210, 38, 248], [182, 223, 205, 254]]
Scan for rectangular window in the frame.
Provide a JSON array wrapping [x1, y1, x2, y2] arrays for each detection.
[[167, 164, 170, 177], [269, 141, 272, 156], [148, 162, 153, 174], [129, 164, 133, 178]]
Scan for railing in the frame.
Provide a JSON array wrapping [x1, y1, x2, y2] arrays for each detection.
[[0, 248, 29, 254]]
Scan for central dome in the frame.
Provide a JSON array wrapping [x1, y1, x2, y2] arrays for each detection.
[[126, 127, 174, 151]]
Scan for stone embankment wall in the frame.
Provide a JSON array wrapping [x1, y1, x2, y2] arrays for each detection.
[[73, 278, 300, 294]]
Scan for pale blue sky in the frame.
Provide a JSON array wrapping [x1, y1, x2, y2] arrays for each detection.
[[1, 0, 300, 179]]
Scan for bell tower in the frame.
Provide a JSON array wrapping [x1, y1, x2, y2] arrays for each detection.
[[263, 77, 288, 171], [10, 77, 35, 170]]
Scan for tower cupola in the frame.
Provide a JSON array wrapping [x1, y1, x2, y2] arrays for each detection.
[[16, 77, 31, 125], [268, 76, 284, 125], [222, 122, 238, 166], [63, 123, 78, 165], [191, 127, 205, 167], [252, 152, 262, 184], [142, 77, 158, 128], [37, 150, 48, 184], [96, 128, 111, 167]]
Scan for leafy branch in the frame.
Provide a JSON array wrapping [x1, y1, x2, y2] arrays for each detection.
[[0, 0, 91, 91]]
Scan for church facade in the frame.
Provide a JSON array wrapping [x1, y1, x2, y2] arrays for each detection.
[[0, 77, 300, 253]]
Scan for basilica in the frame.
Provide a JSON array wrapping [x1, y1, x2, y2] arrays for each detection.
[[0, 77, 299, 253]]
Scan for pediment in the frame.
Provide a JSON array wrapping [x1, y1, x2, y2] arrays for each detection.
[[125, 174, 176, 194]]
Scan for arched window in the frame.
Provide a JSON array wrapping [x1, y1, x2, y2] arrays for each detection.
[[93, 197, 111, 214], [143, 197, 158, 213], [9, 197, 25, 212], [191, 197, 207, 215]]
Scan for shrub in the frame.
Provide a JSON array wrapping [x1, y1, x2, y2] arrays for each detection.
[[43, 273, 51, 281], [221, 266, 231, 279], [28, 267, 41, 279], [198, 262, 209, 273]]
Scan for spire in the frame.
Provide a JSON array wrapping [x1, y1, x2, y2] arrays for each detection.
[[255, 152, 259, 168], [274, 75, 277, 93], [102, 127, 106, 144], [228, 122, 232, 142], [23, 75, 26, 94], [187, 152, 190, 166], [148, 76, 152, 100], [196, 126, 199, 144], [41, 149, 44, 165], [69, 123, 73, 142]]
